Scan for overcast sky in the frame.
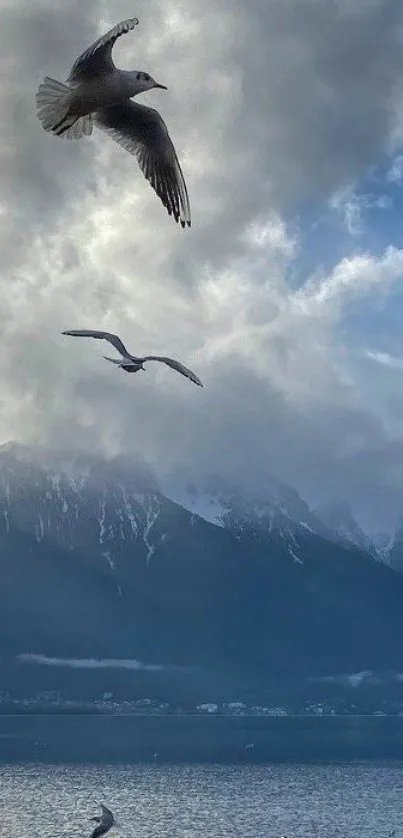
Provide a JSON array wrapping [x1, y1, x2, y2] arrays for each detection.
[[2, 0, 403, 531]]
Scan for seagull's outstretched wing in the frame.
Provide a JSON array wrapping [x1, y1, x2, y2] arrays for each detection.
[[95, 102, 191, 228], [68, 18, 139, 83], [142, 356, 202, 386], [99, 803, 114, 822], [62, 329, 130, 358]]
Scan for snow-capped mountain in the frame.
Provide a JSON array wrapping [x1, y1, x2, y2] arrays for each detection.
[[2, 440, 403, 698], [315, 501, 377, 556], [0, 442, 167, 574], [0, 443, 378, 565]]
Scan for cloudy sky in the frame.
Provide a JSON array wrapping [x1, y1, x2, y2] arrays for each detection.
[[2, 0, 403, 531]]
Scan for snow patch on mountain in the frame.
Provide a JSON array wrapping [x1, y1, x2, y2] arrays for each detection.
[[163, 482, 227, 527], [135, 493, 161, 564], [162, 470, 330, 547], [288, 546, 303, 565]]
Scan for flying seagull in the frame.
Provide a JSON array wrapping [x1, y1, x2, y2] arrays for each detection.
[[89, 801, 115, 838], [62, 329, 203, 387], [35, 18, 191, 227]]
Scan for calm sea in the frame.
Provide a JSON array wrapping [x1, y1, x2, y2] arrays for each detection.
[[2, 714, 403, 762], [1, 762, 403, 838]]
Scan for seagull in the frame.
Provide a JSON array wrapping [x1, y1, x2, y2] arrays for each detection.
[[89, 801, 115, 838], [35, 18, 191, 227], [62, 329, 203, 387]]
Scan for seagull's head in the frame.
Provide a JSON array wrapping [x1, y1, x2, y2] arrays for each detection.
[[132, 71, 167, 94]]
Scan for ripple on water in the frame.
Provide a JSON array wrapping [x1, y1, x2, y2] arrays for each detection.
[[1, 763, 403, 838]]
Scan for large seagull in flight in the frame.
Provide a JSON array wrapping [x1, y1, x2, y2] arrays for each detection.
[[35, 18, 191, 227]]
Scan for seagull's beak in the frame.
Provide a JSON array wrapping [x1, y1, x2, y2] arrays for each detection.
[[154, 82, 168, 90]]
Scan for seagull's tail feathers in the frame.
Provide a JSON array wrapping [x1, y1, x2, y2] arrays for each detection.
[[103, 356, 122, 365], [35, 77, 93, 139]]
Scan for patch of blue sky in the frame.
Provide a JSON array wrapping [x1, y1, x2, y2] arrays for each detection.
[[287, 152, 403, 296]]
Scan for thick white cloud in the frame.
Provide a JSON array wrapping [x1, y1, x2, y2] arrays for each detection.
[[1, 0, 403, 529]]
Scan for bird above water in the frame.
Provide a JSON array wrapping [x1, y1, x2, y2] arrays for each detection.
[[62, 329, 203, 387], [89, 801, 115, 838], [35, 18, 191, 227]]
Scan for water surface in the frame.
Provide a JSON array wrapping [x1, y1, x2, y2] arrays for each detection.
[[2, 714, 403, 762], [1, 762, 403, 838]]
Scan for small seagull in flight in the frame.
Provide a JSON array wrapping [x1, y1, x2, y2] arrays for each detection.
[[35, 18, 191, 227], [89, 801, 115, 838], [62, 329, 203, 387]]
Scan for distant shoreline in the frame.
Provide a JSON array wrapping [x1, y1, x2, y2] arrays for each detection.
[[1, 710, 403, 717]]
